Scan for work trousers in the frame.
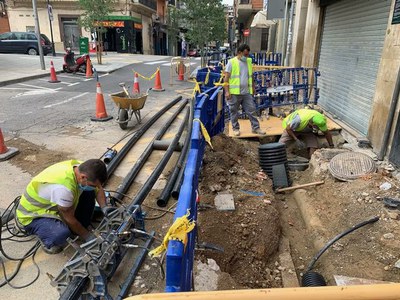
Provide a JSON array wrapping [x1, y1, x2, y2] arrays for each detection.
[[24, 191, 95, 248], [228, 94, 260, 131]]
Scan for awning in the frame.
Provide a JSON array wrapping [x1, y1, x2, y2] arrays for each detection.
[[250, 11, 276, 28]]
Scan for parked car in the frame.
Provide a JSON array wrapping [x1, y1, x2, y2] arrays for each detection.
[[188, 48, 200, 57], [0, 32, 53, 55]]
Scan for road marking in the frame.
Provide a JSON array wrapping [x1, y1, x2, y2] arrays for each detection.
[[68, 82, 80, 87], [18, 83, 56, 91], [43, 92, 89, 108], [38, 78, 71, 85], [161, 62, 197, 67], [99, 73, 110, 78], [84, 78, 93, 81], [144, 60, 169, 65], [0, 87, 36, 91]]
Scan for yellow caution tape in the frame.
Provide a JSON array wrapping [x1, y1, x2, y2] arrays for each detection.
[[132, 68, 159, 80], [193, 118, 213, 150], [148, 210, 195, 258]]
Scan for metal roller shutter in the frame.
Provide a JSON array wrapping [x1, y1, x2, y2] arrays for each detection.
[[318, 0, 391, 135]]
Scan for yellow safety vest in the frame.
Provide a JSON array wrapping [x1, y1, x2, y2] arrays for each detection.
[[228, 57, 253, 95], [16, 160, 81, 226], [282, 109, 325, 132]]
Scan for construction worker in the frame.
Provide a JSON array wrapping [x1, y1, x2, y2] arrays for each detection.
[[279, 108, 334, 157], [16, 159, 109, 254], [224, 44, 265, 137]]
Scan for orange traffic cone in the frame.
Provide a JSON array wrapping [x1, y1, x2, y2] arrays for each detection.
[[86, 57, 93, 78], [153, 69, 165, 92], [49, 60, 60, 83], [90, 82, 113, 122], [0, 128, 19, 161], [133, 72, 140, 94], [177, 61, 185, 81]]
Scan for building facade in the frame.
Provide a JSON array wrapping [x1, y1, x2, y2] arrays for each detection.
[[4, 0, 157, 54], [289, 0, 400, 166]]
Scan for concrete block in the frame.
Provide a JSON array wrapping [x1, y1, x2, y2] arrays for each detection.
[[214, 193, 235, 211]]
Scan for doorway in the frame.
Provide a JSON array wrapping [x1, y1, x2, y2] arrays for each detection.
[[61, 18, 80, 50]]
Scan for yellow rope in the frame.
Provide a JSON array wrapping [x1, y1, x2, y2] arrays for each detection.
[[132, 67, 159, 80], [193, 118, 213, 149], [148, 210, 195, 258]]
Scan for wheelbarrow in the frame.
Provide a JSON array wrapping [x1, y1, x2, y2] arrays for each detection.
[[110, 84, 149, 129]]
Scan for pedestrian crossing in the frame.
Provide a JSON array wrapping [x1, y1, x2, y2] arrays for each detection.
[[144, 59, 201, 67]]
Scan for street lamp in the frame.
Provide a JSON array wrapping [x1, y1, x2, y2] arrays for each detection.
[[47, 0, 56, 56]]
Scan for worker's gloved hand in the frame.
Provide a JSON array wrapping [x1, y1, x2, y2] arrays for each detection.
[[101, 206, 117, 218], [295, 139, 306, 149], [85, 232, 97, 242]]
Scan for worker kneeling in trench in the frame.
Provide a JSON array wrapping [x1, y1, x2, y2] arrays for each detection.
[[15, 159, 111, 254], [279, 108, 334, 158]]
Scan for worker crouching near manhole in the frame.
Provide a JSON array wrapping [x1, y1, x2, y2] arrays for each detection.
[[15, 159, 109, 254], [279, 108, 334, 158]]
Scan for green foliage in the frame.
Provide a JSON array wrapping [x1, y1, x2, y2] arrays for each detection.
[[78, 0, 115, 32], [176, 0, 226, 49], [167, 6, 180, 47]]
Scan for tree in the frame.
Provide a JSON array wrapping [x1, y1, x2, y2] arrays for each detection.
[[78, 0, 116, 64], [176, 0, 226, 66], [166, 5, 181, 56]]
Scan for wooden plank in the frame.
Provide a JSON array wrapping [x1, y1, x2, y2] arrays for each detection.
[[227, 115, 342, 138]]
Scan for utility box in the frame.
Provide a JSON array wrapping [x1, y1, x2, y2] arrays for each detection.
[[79, 37, 89, 54]]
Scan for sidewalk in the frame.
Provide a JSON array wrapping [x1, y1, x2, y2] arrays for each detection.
[[0, 52, 172, 87]]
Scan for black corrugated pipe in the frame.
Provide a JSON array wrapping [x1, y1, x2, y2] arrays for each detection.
[[107, 96, 183, 175], [114, 100, 188, 203], [157, 99, 194, 207], [130, 108, 190, 209], [378, 66, 400, 160], [171, 98, 195, 199]]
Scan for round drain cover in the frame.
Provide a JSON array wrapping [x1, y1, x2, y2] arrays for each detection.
[[329, 152, 376, 181]]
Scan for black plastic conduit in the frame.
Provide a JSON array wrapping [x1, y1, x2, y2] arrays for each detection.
[[130, 107, 190, 209], [171, 99, 195, 199], [157, 100, 194, 207], [378, 66, 400, 160], [302, 216, 379, 287], [114, 99, 188, 203], [107, 96, 183, 175]]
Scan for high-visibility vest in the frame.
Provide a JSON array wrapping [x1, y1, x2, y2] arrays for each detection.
[[16, 160, 81, 226], [228, 57, 253, 95], [282, 109, 324, 132]]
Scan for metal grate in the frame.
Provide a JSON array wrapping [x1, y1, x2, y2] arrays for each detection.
[[329, 152, 376, 181]]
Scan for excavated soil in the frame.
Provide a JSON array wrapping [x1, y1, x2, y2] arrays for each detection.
[[196, 134, 282, 289], [278, 149, 400, 285]]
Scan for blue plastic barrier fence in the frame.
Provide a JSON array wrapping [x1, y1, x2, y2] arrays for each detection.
[[253, 67, 320, 109], [250, 52, 282, 66], [165, 86, 225, 292]]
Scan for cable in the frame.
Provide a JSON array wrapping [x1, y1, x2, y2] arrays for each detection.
[[0, 242, 41, 289], [306, 216, 380, 272], [144, 202, 177, 220]]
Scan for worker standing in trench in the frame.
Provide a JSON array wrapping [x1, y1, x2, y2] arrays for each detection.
[[279, 108, 334, 157], [15, 159, 111, 254], [224, 44, 266, 137]]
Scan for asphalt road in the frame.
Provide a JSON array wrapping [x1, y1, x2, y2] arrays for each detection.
[[0, 56, 199, 134]]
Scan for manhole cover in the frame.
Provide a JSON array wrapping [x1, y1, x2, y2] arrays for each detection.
[[329, 152, 376, 181]]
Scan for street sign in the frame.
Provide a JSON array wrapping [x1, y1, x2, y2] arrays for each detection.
[[243, 29, 250, 37], [47, 4, 53, 22]]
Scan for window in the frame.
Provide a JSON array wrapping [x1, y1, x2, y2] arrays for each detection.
[[27, 34, 37, 40], [0, 32, 13, 40], [26, 26, 35, 33]]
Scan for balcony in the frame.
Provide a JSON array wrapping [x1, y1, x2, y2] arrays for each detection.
[[132, 0, 157, 12]]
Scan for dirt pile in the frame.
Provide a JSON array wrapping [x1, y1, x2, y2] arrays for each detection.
[[196, 134, 282, 289]]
